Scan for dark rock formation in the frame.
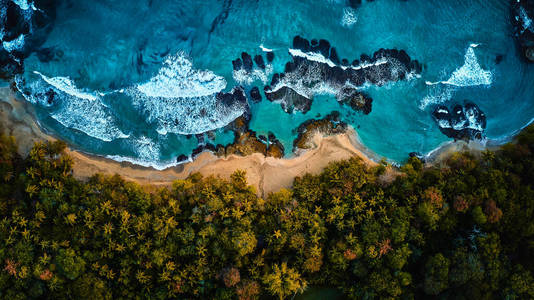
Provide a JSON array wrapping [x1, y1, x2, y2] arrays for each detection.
[[241, 52, 253, 72], [232, 51, 271, 84], [293, 111, 348, 151], [253, 54, 265, 69], [266, 132, 285, 158], [232, 58, 242, 71], [202, 110, 285, 159], [249, 86, 262, 103], [216, 86, 247, 107], [511, 0, 534, 62], [432, 102, 486, 140], [266, 51, 274, 62], [1, 0, 57, 78], [264, 36, 421, 114], [192, 143, 217, 160], [338, 87, 372, 115], [264, 86, 312, 113], [176, 154, 189, 163], [348, 0, 362, 8]]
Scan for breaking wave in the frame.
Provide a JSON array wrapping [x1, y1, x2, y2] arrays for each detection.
[[425, 44, 492, 87], [106, 136, 192, 170], [129, 53, 247, 135], [232, 64, 273, 85], [15, 72, 128, 142], [136, 53, 227, 98], [420, 44, 492, 110]]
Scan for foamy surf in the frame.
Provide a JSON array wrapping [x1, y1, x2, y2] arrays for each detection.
[[105, 136, 192, 170], [420, 44, 492, 110], [130, 53, 247, 135], [15, 73, 129, 142], [136, 53, 227, 99], [424, 44, 492, 87], [341, 7, 358, 28], [259, 44, 273, 52]]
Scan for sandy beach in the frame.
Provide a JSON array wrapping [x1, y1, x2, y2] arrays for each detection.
[[1, 86, 380, 197]]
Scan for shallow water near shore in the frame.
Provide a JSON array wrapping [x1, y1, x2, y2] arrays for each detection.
[[6, 0, 534, 166]]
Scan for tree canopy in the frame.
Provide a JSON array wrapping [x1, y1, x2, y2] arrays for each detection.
[[1, 125, 534, 299]]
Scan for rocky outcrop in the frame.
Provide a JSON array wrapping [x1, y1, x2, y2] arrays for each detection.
[[222, 115, 285, 158], [263, 35, 421, 114], [432, 102, 486, 140], [293, 111, 348, 151], [511, 0, 534, 62], [249, 86, 262, 103], [185, 112, 285, 160], [232, 51, 270, 72], [0, 0, 57, 78]]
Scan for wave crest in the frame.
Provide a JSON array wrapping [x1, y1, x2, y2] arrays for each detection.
[[136, 53, 227, 98], [16, 73, 128, 142]]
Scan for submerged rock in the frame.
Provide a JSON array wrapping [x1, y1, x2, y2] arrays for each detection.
[[241, 52, 253, 71], [432, 102, 487, 140], [511, 0, 534, 62], [176, 154, 189, 163], [266, 51, 274, 62], [263, 36, 421, 114], [254, 54, 265, 69], [249, 86, 262, 103]]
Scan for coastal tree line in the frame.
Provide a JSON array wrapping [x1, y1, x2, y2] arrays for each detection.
[[0, 125, 534, 299]]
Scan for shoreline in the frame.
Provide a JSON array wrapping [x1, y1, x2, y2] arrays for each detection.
[[1, 86, 379, 197], [1, 86, 505, 196]]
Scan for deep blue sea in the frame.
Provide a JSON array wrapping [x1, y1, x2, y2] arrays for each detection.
[[4, 0, 534, 168]]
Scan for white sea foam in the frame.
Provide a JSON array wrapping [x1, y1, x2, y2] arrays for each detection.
[[130, 53, 246, 135], [341, 7, 358, 28], [260, 44, 273, 52], [465, 107, 483, 131], [13, 0, 31, 10], [519, 6, 533, 33], [17, 73, 128, 142], [34, 71, 100, 101], [129, 86, 246, 135], [136, 53, 227, 98], [50, 98, 128, 142], [420, 45, 492, 110], [425, 45, 492, 87], [438, 119, 451, 129], [289, 48, 338, 67], [105, 154, 189, 170], [419, 85, 454, 110], [2, 34, 25, 52], [233, 64, 273, 85]]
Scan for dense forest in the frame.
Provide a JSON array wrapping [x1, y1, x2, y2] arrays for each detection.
[[1, 125, 534, 299]]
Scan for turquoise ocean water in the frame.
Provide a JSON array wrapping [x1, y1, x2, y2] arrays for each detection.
[[7, 0, 534, 167]]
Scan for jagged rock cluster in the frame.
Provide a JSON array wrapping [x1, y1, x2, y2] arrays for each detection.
[[232, 51, 273, 73], [292, 111, 348, 151], [432, 102, 487, 140], [179, 111, 285, 163], [263, 35, 421, 114], [0, 0, 57, 78], [512, 0, 534, 62]]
